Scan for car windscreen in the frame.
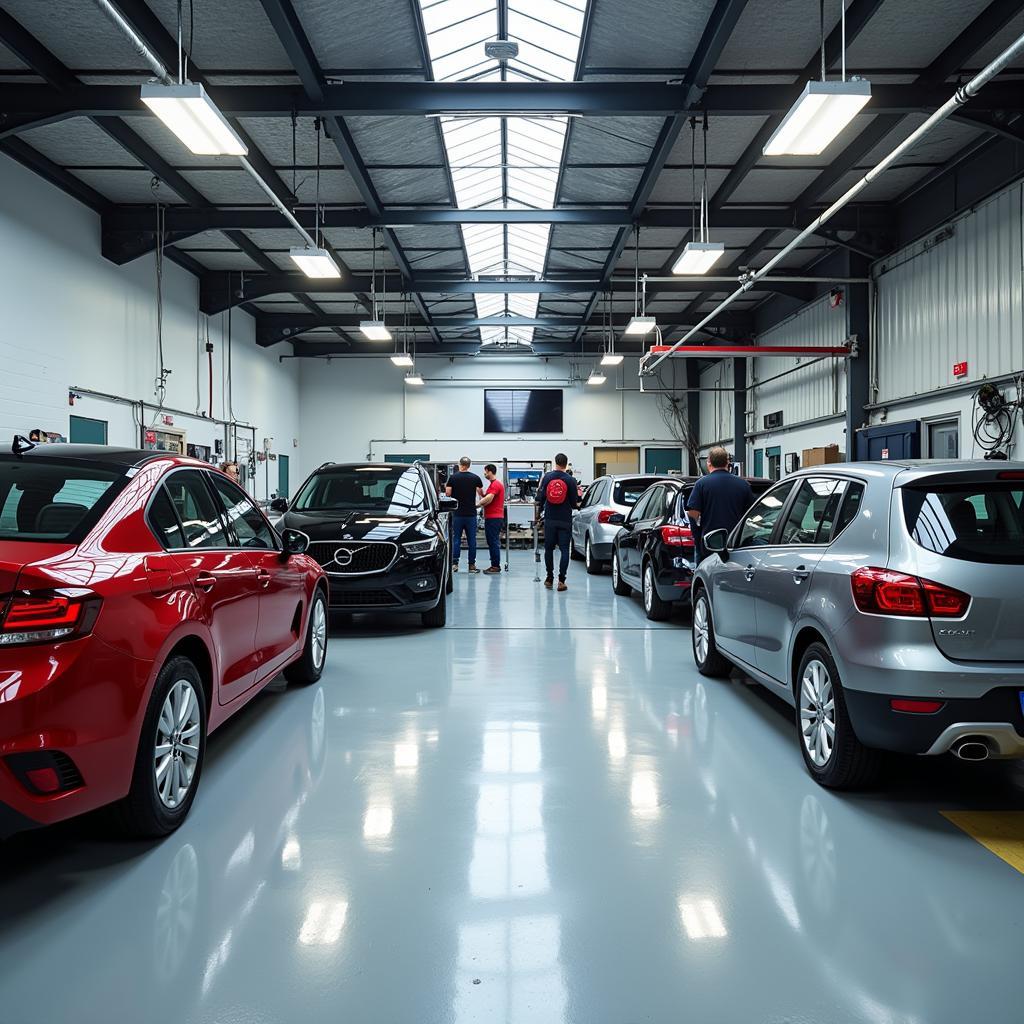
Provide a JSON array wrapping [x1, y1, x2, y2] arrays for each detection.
[[902, 481, 1024, 564], [612, 477, 661, 507], [0, 457, 124, 542], [292, 466, 428, 515]]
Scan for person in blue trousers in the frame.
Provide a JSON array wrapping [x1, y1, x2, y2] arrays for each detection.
[[446, 456, 484, 573]]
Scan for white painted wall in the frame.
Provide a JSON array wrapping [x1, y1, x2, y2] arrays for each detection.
[[297, 355, 686, 485], [0, 154, 300, 502]]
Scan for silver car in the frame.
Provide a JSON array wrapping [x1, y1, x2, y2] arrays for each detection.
[[691, 461, 1024, 789], [572, 474, 681, 574]]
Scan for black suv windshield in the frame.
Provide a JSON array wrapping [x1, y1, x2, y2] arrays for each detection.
[[0, 458, 123, 542], [293, 466, 428, 515]]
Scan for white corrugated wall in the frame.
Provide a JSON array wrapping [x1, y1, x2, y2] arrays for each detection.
[[874, 182, 1024, 405], [748, 295, 848, 433], [699, 358, 734, 446]]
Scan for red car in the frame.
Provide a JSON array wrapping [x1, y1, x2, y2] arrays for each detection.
[[0, 440, 328, 839]]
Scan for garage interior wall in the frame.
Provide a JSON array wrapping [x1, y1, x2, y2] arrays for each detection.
[[0, 155, 301, 501], [298, 356, 687, 481], [870, 178, 1024, 457]]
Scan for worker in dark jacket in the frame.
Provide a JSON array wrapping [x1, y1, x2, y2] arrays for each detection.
[[535, 453, 580, 591], [685, 446, 755, 561]]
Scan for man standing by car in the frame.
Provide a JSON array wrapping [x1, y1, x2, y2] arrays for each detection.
[[685, 446, 755, 561], [446, 456, 484, 573], [479, 464, 505, 574], [535, 453, 580, 591]]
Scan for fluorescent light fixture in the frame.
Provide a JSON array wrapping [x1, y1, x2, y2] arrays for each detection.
[[624, 315, 657, 336], [360, 320, 393, 341], [601, 353, 624, 366], [587, 371, 607, 385], [672, 241, 726, 275], [405, 371, 424, 385], [140, 82, 247, 156], [289, 246, 341, 279], [390, 353, 414, 367], [763, 79, 872, 156]]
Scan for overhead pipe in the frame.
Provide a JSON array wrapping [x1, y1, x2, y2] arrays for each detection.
[[90, 0, 320, 252], [643, 28, 1024, 374]]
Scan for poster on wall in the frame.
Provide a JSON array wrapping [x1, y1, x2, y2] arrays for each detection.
[[28, 429, 67, 444]]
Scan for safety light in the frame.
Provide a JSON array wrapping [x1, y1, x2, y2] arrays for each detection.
[[624, 316, 657, 336], [360, 320, 393, 342], [289, 246, 341, 279], [672, 241, 726, 275], [140, 82, 247, 155], [763, 79, 871, 156]]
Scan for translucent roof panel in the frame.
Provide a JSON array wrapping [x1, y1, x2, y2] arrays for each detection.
[[417, 0, 587, 346]]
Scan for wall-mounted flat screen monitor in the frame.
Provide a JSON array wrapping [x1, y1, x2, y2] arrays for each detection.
[[484, 389, 563, 433]]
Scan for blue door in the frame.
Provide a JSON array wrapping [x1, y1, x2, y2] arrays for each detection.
[[855, 421, 921, 461]]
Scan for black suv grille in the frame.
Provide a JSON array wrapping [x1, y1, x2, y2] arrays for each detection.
[[309, 541, 398, 575]]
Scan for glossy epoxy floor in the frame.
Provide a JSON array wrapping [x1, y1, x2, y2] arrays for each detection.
[[3, 552, 1024, 1023]]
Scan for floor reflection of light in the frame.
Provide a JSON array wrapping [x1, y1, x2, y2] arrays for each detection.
[[592, 683, 608, 722], [607, 728, 627, 762], [225, 830, 254, 874], [482, 721, 542, 773], [763, 863, 801, 932], [394, 739, 419, 771], [281, 836, 302, 871], [678, 897, 727, 940], [364, 799, 394, 841], [299, 900, 349, 946], [630, 770, 660, 817], [424, 729, 439, 746]]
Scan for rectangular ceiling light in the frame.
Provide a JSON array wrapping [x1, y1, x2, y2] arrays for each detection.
[[390, 353, 414, 367], [587, 371, 607, 385], [140, 82, 247, 156], [405, 372, 425, 386], [289, 246, 341, 279], [624, 316, 657, 336], [763, 79, 871, 156], [601, 353, 624, 366], [360, 320, 393, 342], [672, 241, 726, 276]]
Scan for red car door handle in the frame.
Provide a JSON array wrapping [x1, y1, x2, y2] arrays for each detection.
[[255, 568, 271, 588], [195, 573, 217, 592]]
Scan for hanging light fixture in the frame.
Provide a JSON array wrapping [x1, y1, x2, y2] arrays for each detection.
[[673, 115, 725, 275], [600, 291, 623, 364], [404, 371, 425, 386], [140, 2, 246, 155], [290, 119, 340, 278], [360, 227, 392, 340], [391, 292, 415, 365], [587, 369, 607, 385], [624, 225, 657, 335], [763, 1, 870, 156]]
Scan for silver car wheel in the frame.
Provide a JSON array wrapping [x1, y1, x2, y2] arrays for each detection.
[[311, 596, 327, 669], [154, 679, 201, 809], [644, 565, 654, 612], [799, 659, 836, 767], [693, 595, 710, 664]]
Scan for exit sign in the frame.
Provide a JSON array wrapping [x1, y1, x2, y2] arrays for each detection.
[[953, 361, 968, 378]]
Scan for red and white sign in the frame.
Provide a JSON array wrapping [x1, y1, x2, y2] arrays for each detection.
[[160, 413, 174, 426], [953, 361, 968, 378], [881, 448, 890, 460]]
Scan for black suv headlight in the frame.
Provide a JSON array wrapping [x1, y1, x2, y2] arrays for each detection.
[[403, 535, 439, 558]]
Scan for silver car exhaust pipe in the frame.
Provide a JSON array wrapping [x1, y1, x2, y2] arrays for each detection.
[[952, 740, 991, 762]]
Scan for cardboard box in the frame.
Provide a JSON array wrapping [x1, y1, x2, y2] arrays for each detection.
[[802, 445, 844, 467]]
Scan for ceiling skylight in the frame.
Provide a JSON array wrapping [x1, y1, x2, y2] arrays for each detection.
[[417, 0, 587, 346]]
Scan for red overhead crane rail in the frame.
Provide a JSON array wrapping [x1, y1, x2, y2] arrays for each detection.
[[646, 344, 852, 358]]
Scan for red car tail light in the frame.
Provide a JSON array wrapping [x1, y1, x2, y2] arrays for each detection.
[[851, 568, 969, 618], [660, 525, 694, 547], [0, 589, 101, 646], [597, 509, 617, 524], [997, 471, 1024, 481], [890, 698, 945, 714]]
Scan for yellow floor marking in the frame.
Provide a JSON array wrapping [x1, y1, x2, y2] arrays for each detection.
[[941, 811, 1024, 875]]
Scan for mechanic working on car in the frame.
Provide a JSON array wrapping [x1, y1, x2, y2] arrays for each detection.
[[685, 446, 755, 561], [535, 452, 580, 592], [478, 464, 506, 575], [446, 456, 484, 573]]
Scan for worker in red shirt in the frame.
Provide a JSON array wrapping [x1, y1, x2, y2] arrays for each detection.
[[479, 464, 506, 574]]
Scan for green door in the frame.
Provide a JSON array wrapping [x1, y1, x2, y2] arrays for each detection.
[[644, 447, 683, 474], [69, 415, 107, 445], [766, 446, 782, 481], [277, 454, 289, 499], [753, 449, 764, 477]]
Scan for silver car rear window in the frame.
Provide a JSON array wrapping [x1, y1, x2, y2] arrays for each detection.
[[613, 478, 660, 507], [903, 483, 1024, 564]]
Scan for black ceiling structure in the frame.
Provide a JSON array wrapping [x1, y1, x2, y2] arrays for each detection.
[[0, 0, 1021, 359]]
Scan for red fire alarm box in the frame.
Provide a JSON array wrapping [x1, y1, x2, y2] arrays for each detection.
[[953, 361, 968, 378]]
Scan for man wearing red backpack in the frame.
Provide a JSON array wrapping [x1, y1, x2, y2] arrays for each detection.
[[535, 453, 580, 591]]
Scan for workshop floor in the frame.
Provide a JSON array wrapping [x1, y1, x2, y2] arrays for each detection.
[[2, 550, 1023, 1023]]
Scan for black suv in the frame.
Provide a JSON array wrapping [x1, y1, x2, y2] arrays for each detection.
[[272, 462, 457, 627]]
